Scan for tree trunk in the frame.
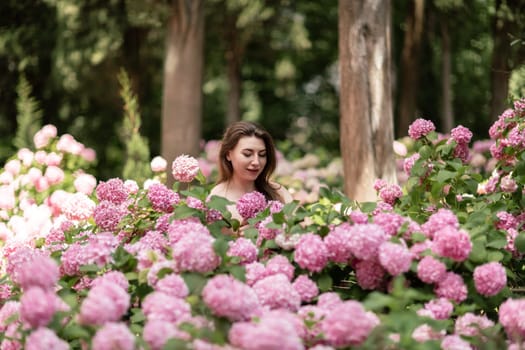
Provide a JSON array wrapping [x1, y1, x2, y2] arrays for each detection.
[[225, 13, 242, 126], [489, 0, 514, 121], [161, 0, 204, 186], [397, 0, 425, 138], [338, 0, 397, 202], [440, 19, 454, 133]]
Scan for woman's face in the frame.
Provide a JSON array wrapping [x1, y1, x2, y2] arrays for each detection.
[[227, 136, 267, 182]]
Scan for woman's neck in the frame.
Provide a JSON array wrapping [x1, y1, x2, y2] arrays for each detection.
[[225, 177, 256, 200]]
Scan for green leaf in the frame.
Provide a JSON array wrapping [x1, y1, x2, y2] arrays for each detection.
[[435, 170, 456, 183], [514, 232, 525, 253], [487, 250, 504, 262], [469, 241, 487, 263], [419, 145, 432, 159], [360, 202, 377, 213], [79, 264, 100, 272], [61, 323, 90, 340], [213, 237, 230, 257], [316, 274, 333, 292], [363, 291, 395, 311], [486, 239, 509, 249], [172, 205, 202, 220], [130, 308, 146, 323], [182, 273, 207, 294]]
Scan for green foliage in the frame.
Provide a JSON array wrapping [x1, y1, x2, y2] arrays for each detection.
[[14, 74, 42, 149], [118, 68, 152, 184]]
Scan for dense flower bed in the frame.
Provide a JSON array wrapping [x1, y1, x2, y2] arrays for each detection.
[[0, 99, 525, 349]]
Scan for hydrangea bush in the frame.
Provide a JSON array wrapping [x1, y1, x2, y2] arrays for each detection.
[[0, 99, 525, 349]]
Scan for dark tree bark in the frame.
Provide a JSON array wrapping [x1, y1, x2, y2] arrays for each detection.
[[440, 19, 454, 133], [161, 0, 204, 186], [224, 12, 242, 126], [338, 0, 397, 202]]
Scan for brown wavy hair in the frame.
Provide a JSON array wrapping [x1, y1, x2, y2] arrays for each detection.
[[216, 121, 282, 201]]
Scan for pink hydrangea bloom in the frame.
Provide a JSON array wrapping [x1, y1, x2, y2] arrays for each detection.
[[245, 261, 267, 286], [324, 222, 353, 263], [147, 183, 180, 213], [500, 174, 518, 193], [499, 298, 525, 341], [228, 310, 304, 350], [16, 252, 59, 291], [79, 281, 130, 325], [20, 287, 59, 328], [167, 218, 210, 244], [256, 216, 283, 243], [62, 192, 96, 221], [93, 200, 129, 231], [264, 254, 295, 281], [349, 210, 369, 224], [432, 226, 472, 262], [355, 259, 385, 290], [92, 271, 129, 292], [126, 230, 168, 256], [155, 274, 189, 298], [142, 291, 191, 323], [378, 184, 403, 206], [294, 233, 329, 273], [96, 178, 129, 204], [74, 173, 97, 195], [496, 211, 518, 230], [253, 274, 301, 311], [92, 322, 135, 350], [412, 324, 445, 342], [186, 196, 204, 210], [423, 298, 454, 320], [403, 153, 421, 175], [171, 231, 220, 273], [143, 319, 189, 350], [146, 260, 176, 287], [297, 305, 326, 343], [172, 154, 200, 182], [202, 274, 261, 321], [434, 272, 468, 303], [317, 292, 343, 311], [321, 300, 380, 348], [236, 191, 267, 220], [450, 125, 473, 144], [408, 118, 436, 140], [150, 156, 167, 172], [227, 237, 258, 264], [292, 275, 319, 302], [347, 223, 388, 261], [441, 335, 472, 350], [473, 261, 507, 297], [421, 208, 459, 239], [416, 255, 447, 284], [373, 212, 405, 236], [378, 241, 412, 276], [43, 166, 64, 185], [26, 327, 68, 350], [455, 312, 494, 338]]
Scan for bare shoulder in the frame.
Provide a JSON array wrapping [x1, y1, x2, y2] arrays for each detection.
[[271, 181, 294, 204], [209, 183, 228, 198]]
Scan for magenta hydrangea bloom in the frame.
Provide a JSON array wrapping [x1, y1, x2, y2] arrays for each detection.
[[202, 274, 261, 321], [434, 272, 468, 303], [473, 261, 507, 297], [79, 281, 130, 325], [147, 183, 180, 213], [171, 154, 200, 183], [347, 223, 388, 261], [403, 153, 421, 175], [96, 178, 129, 204], [421, 208, 459, 239], [355, 259, 385, 290], [171, 231, 220, 273], [432, 226, 472, 262], [450, 125, 473, 144], [416, 255, 447, 284], [253, 274, 301, 311], [93, 200, 129, 231], [256, 216, 283, 243], [236, 191, 267, 220], [324, 223, 353, 263], [378, 184, 403, 206], [26, 328, 68, 350], [292, 275, 319, 302], [227, 237, 258, 264], [378, 241, 412, 276], [20, 287, 59, 328], [321, 300, 380, 348], [142, 291, 192, 323], [408, 118, 436, 140], [294, 233, 329, 273], [499, 298, 525, 341], [92, 322, 135, 350], [424, 298, 454, 320]]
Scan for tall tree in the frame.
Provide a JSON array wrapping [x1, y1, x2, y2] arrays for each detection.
[[397, 0, 425, 137], [440, 17, 454, 132], [338, 0, 397, 202], [161, 0, 204, 186]]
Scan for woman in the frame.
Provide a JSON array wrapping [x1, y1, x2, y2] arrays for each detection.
[[210, 121, 293, 223]]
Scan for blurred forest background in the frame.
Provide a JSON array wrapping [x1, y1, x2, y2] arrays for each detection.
[[1, 0, 524, 181]]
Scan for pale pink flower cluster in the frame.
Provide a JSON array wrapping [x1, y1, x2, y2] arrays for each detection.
[[499, 298, 525, 341], [408, 118, 436, 140], [432, 226, 472, 262], [252, 273, 301, 311], [92, 271, 129, 291], [264, 254, 295, 281], [441, 335, 472, 350], [416, 255, 446, 284], [421, 208, 459, 239], [473, 262, 507, 296], [347, 223, 387, 261], [150, 156, 167, 172], [61, 192, 96, 221], [171, 154, 200, 182], [142, 291, 191, 323], [423, 298, 454, 320], [26, 327, 68, 350], [15, 251, 59, 290], [373, 212, 406, 236], [74, 172, 97, 195], [378, 241, 412, 276], [292, 275, 319, 302], [171, 230, 220, 273], [20, 286, 62, 328], [33, 124, 58, 149], [454, 312, 494, 338], [321, 300, 380, 348], [154, 274, 189, 298], [403, 152, 421, 176], [294, 233, 329, 272], [500, 174, 518, 193], [79, 280, 130, 325], [449, 125, 473, 162], [92, 322, 135, 350], [93, 200, 129, 231], [355, 259, 385, 290], [496, 211, 518, 230], [147, 183, 180, 213], [142, 319, 190, 350], [378, 183, 403, 206], [323, 222, 353, 263], [236, 191, 267, 220], [434, 272, 468, 303], [96, 178, 130, 204], [202, 274, 261, 321], [227, 237, 258, 264]]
